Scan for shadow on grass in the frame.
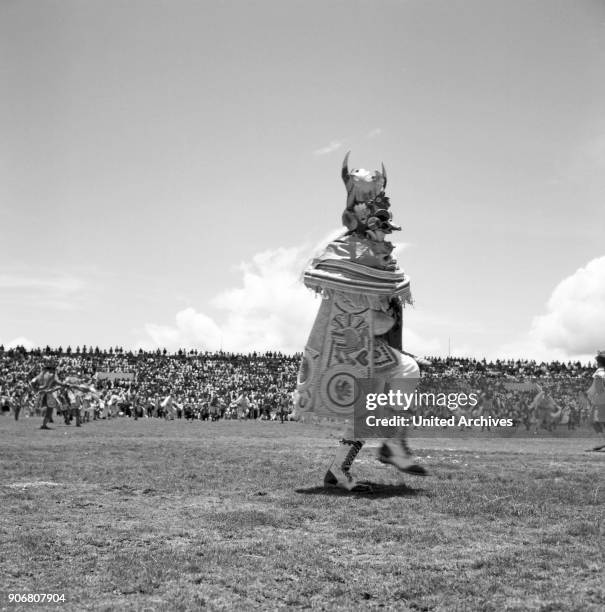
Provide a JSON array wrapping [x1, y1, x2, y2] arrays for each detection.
[[295, 481, 428, 498]]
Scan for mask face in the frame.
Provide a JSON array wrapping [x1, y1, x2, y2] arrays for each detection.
[[346, 167, 386, 205]]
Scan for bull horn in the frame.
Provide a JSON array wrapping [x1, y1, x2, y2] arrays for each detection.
[[341, 151, 351, 185], [381, 163, 387, 190]]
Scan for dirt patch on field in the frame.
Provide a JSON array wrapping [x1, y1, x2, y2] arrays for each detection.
[[5, 481, 63, 488]]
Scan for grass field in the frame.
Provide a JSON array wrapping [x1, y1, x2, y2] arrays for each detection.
[[1, 417, 603, 611]]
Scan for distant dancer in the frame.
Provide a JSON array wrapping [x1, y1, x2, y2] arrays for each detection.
[[29, 359, 65, 429], [587, 350, 605, 451], [30, 358, 93, 429]]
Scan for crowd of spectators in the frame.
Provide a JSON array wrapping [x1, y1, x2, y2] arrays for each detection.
[[417, 357, 594, 429], [0, 345, 299, 422], [0, 345, 597, 430]]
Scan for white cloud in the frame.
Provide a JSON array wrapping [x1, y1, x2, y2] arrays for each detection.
[[313, 140, 343, 156], [495, 256, 605, 362], [145, 309, 223, 351], [367, 128, 382, 139], [3, 336, 37, 350], [142, 238, 444, 355], [143, 246, 319, 353], [0, 271, 85, 311], [143, 254, 605, 362], [529, 257, 605, 356], [0, 274, 83, 292]]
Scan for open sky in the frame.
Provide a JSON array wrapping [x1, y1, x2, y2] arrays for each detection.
[[1, 0, 604, 361]]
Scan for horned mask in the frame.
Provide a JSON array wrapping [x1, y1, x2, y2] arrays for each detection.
[[340, 152, 400, 239]]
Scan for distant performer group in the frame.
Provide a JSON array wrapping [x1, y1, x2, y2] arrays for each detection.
[[293, 153, 427, 490], [29, 360, 93, 429]]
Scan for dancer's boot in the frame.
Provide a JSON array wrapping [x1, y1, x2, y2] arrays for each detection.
[[377, 437, 427, 476], [324, 439, 368, 491]]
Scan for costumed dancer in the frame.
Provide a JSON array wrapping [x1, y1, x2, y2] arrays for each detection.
[[29, 358, 95, 430], [294, 152, 427, 490], [29, 358, 65, 429], [587, 350, 605, 452], [63, 369, 97, 427], [529, 384, 562, 433]]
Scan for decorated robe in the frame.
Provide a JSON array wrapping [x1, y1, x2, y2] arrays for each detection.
[[294, 233, 416, 419]]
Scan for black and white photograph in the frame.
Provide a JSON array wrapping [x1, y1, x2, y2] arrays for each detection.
[[1, 1, 604, 610]]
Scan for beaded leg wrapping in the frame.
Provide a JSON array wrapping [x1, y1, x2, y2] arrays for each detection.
[[340, 439, 364, 472], [324, 439, 365, 488]]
